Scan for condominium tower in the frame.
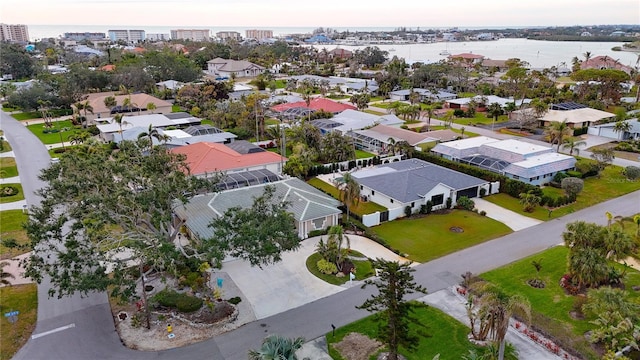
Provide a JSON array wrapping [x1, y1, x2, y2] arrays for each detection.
[[0, 23, 29, 42]]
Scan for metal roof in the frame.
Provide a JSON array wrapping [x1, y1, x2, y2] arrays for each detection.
[[216, 169, 280, 190], [550, 102, 587, 111]]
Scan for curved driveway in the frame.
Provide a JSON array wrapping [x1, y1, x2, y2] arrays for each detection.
[[3, 110, 639, 360]]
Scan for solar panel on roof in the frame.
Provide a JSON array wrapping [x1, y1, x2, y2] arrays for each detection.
[[550, 102, 587, 111]]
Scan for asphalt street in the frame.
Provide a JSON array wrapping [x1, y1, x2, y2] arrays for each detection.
[[3, 110, 639, 360]]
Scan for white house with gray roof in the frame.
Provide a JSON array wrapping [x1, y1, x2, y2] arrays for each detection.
[[173, 178, 342, 240], [432, 137, 576, 185], [351, 159, 491, 219]]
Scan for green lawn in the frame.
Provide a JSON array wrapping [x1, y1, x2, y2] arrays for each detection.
[[0, 158, 18, 178], [484, 164, 640, 221], [171, 104, 182, 112], [481, 246, 640, 360], [272, 79, 286, 89], [11, 108, 73, 121], [0, 210, 29, 259], [0, 284, 38, 360], [451, 113, 509, 126], [200, 119, 214, 126], [363, 109, 386, 116], [355, 149, 375, 159], [427, 125, 480, 138], [307, 178, 387, 216], [305, 251, 374, 285], [26, 120, 81, 145], [0, 183, 24, 204], [371, 211, 512, 262], [0, 130, 11, 153], [326, 302, 482, 360]]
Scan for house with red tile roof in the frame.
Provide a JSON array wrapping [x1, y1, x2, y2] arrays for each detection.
[[271, 97, 356, 114], [171, 141, 286, 177], [580, 55, 634, 75]]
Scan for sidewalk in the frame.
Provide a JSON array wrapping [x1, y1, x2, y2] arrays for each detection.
[[0, 199, 27, 211], [0, 252, 34, 287]]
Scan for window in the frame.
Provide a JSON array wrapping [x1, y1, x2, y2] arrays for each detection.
[[371, 190, 375, 196], [431, 194, 444, 205], [513, 175, 519, 180], [411, 202, 415, 208], [390, 199, 394, 204]]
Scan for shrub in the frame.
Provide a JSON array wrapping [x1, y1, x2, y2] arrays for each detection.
[[404, 206, 412, 217], [479, 188, 487, 197], [86, 125, 100, 136], [566, 170, 583, 178], [316, 259, 338, 275], [553, 171, 569, 183], [227, 296, 242, 305], [153, 289, 181, 308], [453, 109, 465, 117], [176, 295, 203, 313], [0, 185, 19, 197], [623, 165, 640, 180], [456, 196, 475, 211], [308, 229, 328, 238], [445, 197, 453, 209], [561, 177, 584, 198], [479, 210, 487, 216]]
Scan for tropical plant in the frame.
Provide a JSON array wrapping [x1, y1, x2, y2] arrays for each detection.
[[357, 259, 428, 360], [561, 177, 584, 199], [544, 120, 572, 151], [583, 287, 640, 352], [248, 335, 305, 360], [590, 148, 615, 176], [561, 138, 586, 156], [338, 172, 360, 220], [486, 102, 503, 130], [518, 190, 541, 212], [613, 121, 631, 139], [0, 261, 15, 286], [67, 131, 90, 145]]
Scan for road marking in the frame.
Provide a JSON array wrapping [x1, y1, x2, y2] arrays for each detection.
[[31, 323, 76, 339]]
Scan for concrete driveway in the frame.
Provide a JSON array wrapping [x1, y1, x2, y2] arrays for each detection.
[[473, 198, 543, 231], [222, 235, 410, 320]]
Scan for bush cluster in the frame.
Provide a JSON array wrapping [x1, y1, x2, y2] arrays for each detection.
[[316, 259, 338, 275], [623, 165, 640, 180], [0, 185, 19, 197], [152, 289, 203, 313]]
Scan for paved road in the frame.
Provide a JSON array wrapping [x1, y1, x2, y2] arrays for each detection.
[[4, 109, 640, 359]]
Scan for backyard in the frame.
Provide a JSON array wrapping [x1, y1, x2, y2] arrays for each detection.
[[484, 163, 640, 221], [371, 210, 512, 262], [326, 302, 483, 360], [307, 178, 387, 217], [480, 246, 640, 359]]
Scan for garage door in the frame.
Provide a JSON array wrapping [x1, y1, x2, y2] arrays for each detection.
[[457, 187, 478, 199]]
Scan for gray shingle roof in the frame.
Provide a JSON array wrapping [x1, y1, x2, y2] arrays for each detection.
[[352, 159, 487, 203], [174, 178, 341, 240]]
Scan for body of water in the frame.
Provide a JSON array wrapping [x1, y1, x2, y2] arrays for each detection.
[[27, 25, 638, 70], [314, 39, 639, 69]]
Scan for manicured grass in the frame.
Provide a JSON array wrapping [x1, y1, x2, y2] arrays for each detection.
[[427, 125, 480, 138], [11, 108, 72, 121], [0, 183, 24, 204], [355, 149, 375, 159], [326, 302, 482, 360], [0, 210, 29, 259], [272, 79, 286, 89], [264, 118, 280, 126], [481, 246, 640, 360], [305, 251, 374, 285], [200, 119, 214, 126], [171, 104, 182, 112], [307, 178, 387, 216], [363, 109, 386, 116], [0, 130, 11, 153], [0, 284, 38, 360], [371, 210, 512, 262], [0, 157, 18, 178], [451, 113, 509, 126], [26, 120, 80, 145], [485, 164, 640, 221]]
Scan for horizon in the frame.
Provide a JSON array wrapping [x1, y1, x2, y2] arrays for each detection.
[[1, 0, 637, 28]]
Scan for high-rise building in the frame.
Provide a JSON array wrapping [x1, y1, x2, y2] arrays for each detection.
[[216, 31, 242, 41], [0, 23, 30, 43], [146, 33, 171, 42], [63, 32, 107, 41], [245, 29, 273, 40], [170, 29, 210, 41], [108, 29, 145, 43]]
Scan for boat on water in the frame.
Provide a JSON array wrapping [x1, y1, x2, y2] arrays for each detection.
[[439, 50, 451, 56], [389, 48, 396, 52]]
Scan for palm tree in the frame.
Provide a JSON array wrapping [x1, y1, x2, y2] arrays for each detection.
[[519, 190, 541, 212], [583, 51, 592, 63], [339, 172, 360, 222], [327, 225, 351, 271], [68, 131, 90, 145], [248, 335, 305, 360], [104, 96, 117, 110], [487, 102, 503, 131], [561, 138, 586, 156], [472, 283, 531, 360], [0, 261, 16, 286], [114, 114, 127, 142], [146, 102, 157, 114], [138, 124, 169, 147], [544, 120, 572, 151], [613, 121, 631, 140], [423, 105, 435, 131]]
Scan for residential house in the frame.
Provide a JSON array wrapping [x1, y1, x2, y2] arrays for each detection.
[[206, 57, 265, 78], [346, 124, 458, 154], [77, 92, 173, 123], [271, 98, 356, 117], [580, 55, 634, 75], [116, 124, 237, 146], [351, 159, 491, 220], [96, 112, 201, 142], [170, 141, 286, 177], [388, 88, 456, 102], [538, 107, 615, 129], [588, 118, 640, 140], [445, 95, 530, 110], [448, 53, 485, 67], [432, 136, 576, 185], [311, 109, 403, 134], [173, 178, 342, 239]]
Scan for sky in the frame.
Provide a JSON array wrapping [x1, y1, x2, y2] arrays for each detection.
[[1, 0, 638, 28]]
